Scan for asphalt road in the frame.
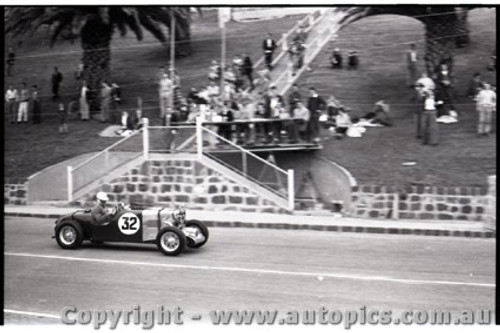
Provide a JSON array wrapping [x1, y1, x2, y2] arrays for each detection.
[[4, 216, 495, 326]]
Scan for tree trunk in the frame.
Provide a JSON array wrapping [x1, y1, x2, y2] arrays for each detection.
[[454, 8, 470, 48], [173, 10, 191, 57], [421, 11, 458, 78], [80, 18, 112, 114]]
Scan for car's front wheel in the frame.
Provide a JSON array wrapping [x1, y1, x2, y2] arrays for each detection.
[[156, 227, 186, 256], [185, 220, 209, 248], [55, 221, 84, 249]]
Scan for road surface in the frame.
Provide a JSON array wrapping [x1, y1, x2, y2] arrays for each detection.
[[4, 216, 495, 326]]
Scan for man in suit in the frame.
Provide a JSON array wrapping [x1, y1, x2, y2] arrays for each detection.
[[241, 53, 254, 90], [330, 48, 343, 69], [306, 87, 326, 143], [263, 33, 277, 71], [406, 44, 418, 88]]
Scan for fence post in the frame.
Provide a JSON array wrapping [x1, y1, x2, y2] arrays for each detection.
[[288, 169, 295, 211], [67, 166, 73, 202], [196, 116, 203, 160], [242, 151, 247, 176], [142, 117, 149, 160]]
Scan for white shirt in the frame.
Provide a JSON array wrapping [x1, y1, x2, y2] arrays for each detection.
[[410, 51, 417, 62], [81, 86, 88, 98], [476, 89, 496, 106], [159, 75, 172, 93], [5, 89, 17, 101], [424, 97, 436, 111]]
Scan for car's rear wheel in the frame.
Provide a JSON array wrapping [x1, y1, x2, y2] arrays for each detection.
[[55, 221, 84, 249], [156, 227, 186, 256], [185, 220, 209, 248]]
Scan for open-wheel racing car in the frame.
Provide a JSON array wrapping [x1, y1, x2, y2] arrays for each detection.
[[53, 203, 209, 256]]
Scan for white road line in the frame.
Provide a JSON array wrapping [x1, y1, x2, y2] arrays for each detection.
[[5, 252, 495, 288], [4, 309, 60, 319]]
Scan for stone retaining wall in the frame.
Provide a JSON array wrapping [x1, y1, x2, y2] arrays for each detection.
[[4, 183, 27, 205], [74, 159, 287, 213], [350, 184, 491, 221]]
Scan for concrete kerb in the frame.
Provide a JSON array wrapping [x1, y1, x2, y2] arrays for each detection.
[[4, 207, 495, 239]]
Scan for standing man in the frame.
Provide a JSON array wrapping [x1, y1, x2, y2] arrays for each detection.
[[17, 83, 30, 123], [241, 53, 254, 90], [32, 85, 42, 124], [5, 84, 18, 124], [330, 48, 343, 69], [436, 63, 455, 115], [80, 80, 90, 120], [158, 69, 173, 119], [51, 67, 63, 100], [476, 83, 496, 137], [421, 90, 438, 146], [262, 33, 277, 71], [406, 44, 418, 88], [287, 83, 301, 117], [306, 87, 326, 143], [100, 82, 112, 123], [6, 47, 15, 77]]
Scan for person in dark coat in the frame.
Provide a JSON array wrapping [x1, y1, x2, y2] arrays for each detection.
[[262, 33, 277, 71], [51, 67, 63, 100], [32, 85, 42, 124], [241, 53, 254, 90], [330, 48, 343, 69], [306, 87, 326, 142], [347, 50, 359, 70]]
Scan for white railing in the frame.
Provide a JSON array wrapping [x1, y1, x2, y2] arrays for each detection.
[[66, 118, 295, 210]]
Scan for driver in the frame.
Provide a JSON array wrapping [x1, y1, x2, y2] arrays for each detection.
[[91, 191, 114, 225]]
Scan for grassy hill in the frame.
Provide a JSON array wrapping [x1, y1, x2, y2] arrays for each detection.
[[4, 8, 496, 188]]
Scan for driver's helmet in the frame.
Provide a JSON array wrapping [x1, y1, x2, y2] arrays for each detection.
[[96, 191, 109, 203], [172, 205, 186, 223]]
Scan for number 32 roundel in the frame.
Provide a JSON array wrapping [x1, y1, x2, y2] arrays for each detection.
[[118, 212, 140, 235]]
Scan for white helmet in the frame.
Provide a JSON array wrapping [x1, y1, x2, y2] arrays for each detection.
[[96, 191, 109, 202]]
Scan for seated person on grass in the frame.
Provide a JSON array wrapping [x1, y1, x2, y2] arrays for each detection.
[[334, 107, 352, 138], [363, 100, 393, 127]]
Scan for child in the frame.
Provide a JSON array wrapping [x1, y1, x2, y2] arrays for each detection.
[[58, 103, 68, 134]]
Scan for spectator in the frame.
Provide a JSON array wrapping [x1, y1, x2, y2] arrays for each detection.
[[334, 107, 352, 139], [293, 101, 310, 141], [366, 100, 393, 127], [218, 101, 234, 142], [262, 33, 277, 71], [241, 53, 254, 90], [159, 69, 173, 118], [51, 67, 63, 100], [6, 47, 15, 77], [415, 72, 435, 96], [347, 50, 359, 70], [208, 60, 221, 82], [134, 109, 144, 130], [306, 87, 326, 142], [32, 85, 41, 124], [5, 84, 18, 124], [80, 80, 90, 120], [476, 83, 496, 137], [293, 25, 308, 44], [488, 49, 496, 71], [58, 103, 68, 134], [17, 82, 29, 123], [287, 83, 301, 117], [264, 86, 285, 143], [406, 44, 419, 87], [75, 63, 84, 80], [234, 97, 253, 144], [421, 90, 438, 145], [100, 82, 112, 123], [435, 63, 455, 115], [467, 73, 484, 99], [330, 48, 343, 69]]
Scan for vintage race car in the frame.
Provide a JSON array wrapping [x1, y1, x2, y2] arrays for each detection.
[[53, 204, 209, 256]]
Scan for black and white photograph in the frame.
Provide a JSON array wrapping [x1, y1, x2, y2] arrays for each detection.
[[2, 1, 497, 329]]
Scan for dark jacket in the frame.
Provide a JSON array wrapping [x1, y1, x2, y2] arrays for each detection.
[[307, 95, 326, 117], [263, 38, 277, 53], [264, 94, 285, 118], [242, 56, 253, 75], [91, 203, 112, 225]]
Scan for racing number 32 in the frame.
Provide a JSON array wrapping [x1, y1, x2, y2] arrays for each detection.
[[118, 213, 141, 235]]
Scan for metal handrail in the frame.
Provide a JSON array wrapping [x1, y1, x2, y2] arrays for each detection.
[[72, 129, 143, 171], [200, 126, 289, 176]]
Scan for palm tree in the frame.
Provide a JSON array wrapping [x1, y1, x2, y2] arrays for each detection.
[[337, 6, 475, 77], [5, 6, 193, 112]]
